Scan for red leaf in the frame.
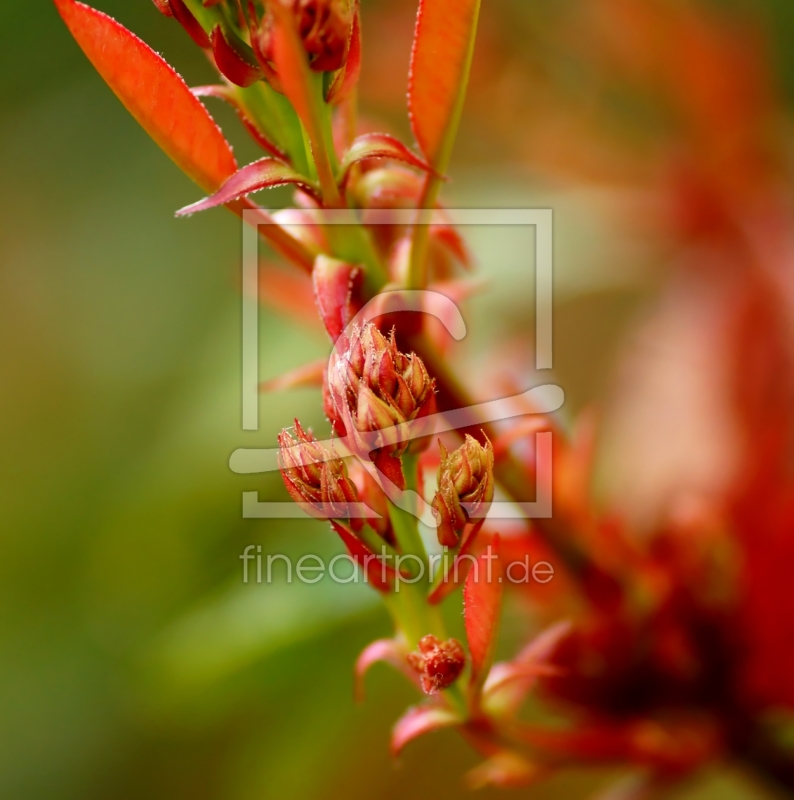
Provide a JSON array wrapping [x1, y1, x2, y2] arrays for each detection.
[[327, 0, 362, 105], [168, 0, 211, 49], [192, 85, 288, 159], [408, 0, 481, 165], [427, 519, 484, 605], [211, 25, 263, 87], [391, 704, 460, 756], [464, 535, 503, 686], [331, 521, 395, 593], [54, 0, 236, 193], [176, 157, 320, 216], [339, 133, 438, 186], [312, 256, 363, 342], [151, 0, 173, 16], [354, 638, 419, 701]]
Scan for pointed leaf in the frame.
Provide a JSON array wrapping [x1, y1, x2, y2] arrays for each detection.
[[312, 256, 363, 342], [464, 535, 503, 686], [192, 85, 288, 159], [354, 638, 420, 701], [427, 519, 484, 605], [211, 24, 263, 87], [408, 0, 481, 167], [391, 704, 460, 756], [331, 521, 395, 593], [176, 157, 320, 216], [54, 0, 237, 193], [327, 0, 362, 105], [168, 0, 211, 49], [339, 133, 438, 186]]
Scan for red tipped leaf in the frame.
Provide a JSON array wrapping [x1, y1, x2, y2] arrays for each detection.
[[176, 157, 320, 216], [192, 85, 287, 159], [339, 133, 438, 186], [408, 0, 481, 168], [327, 0, 362, 105], [312, 256, 363, 342], [464, 535, 503, 686], [211, 24, 263, 87], [331, 521, 395, 593], [354, 638, 419, 701], [54, 0, 236, 193], [391, 704, 461, 756]]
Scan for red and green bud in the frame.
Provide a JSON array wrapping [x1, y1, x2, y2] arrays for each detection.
[[407, 635, 466, 695], [326, 323, 436, 488], [432, 435, 495, 547], [278, 419, 362, 529]]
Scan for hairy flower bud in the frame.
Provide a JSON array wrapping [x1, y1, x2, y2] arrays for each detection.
[[326, 324, 436, 488], [259, 0, 352, 73], [432, 435, 495, 547], [278, 419, 362, 529], [407, 635, 466, 694]]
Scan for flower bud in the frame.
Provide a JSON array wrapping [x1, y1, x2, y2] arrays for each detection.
[[326, 323, 436, 488], [407, 635, 466, 694], [278, 419, 362, 529], [258, 0, 353, 74], [432, 435, 495, 547]]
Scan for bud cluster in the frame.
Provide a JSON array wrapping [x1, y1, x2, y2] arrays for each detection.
[[278, 419, 361, 529], [326, 323, 436, 488], [407, 635, 466, 694], [152, 0, 353, 89], [432, 435, 495, 547]]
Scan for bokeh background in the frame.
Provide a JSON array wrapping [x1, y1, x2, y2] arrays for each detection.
[[3, 1, 794, 798]]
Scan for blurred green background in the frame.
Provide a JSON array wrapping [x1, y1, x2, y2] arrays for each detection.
[[2, 1, 793, 798]]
